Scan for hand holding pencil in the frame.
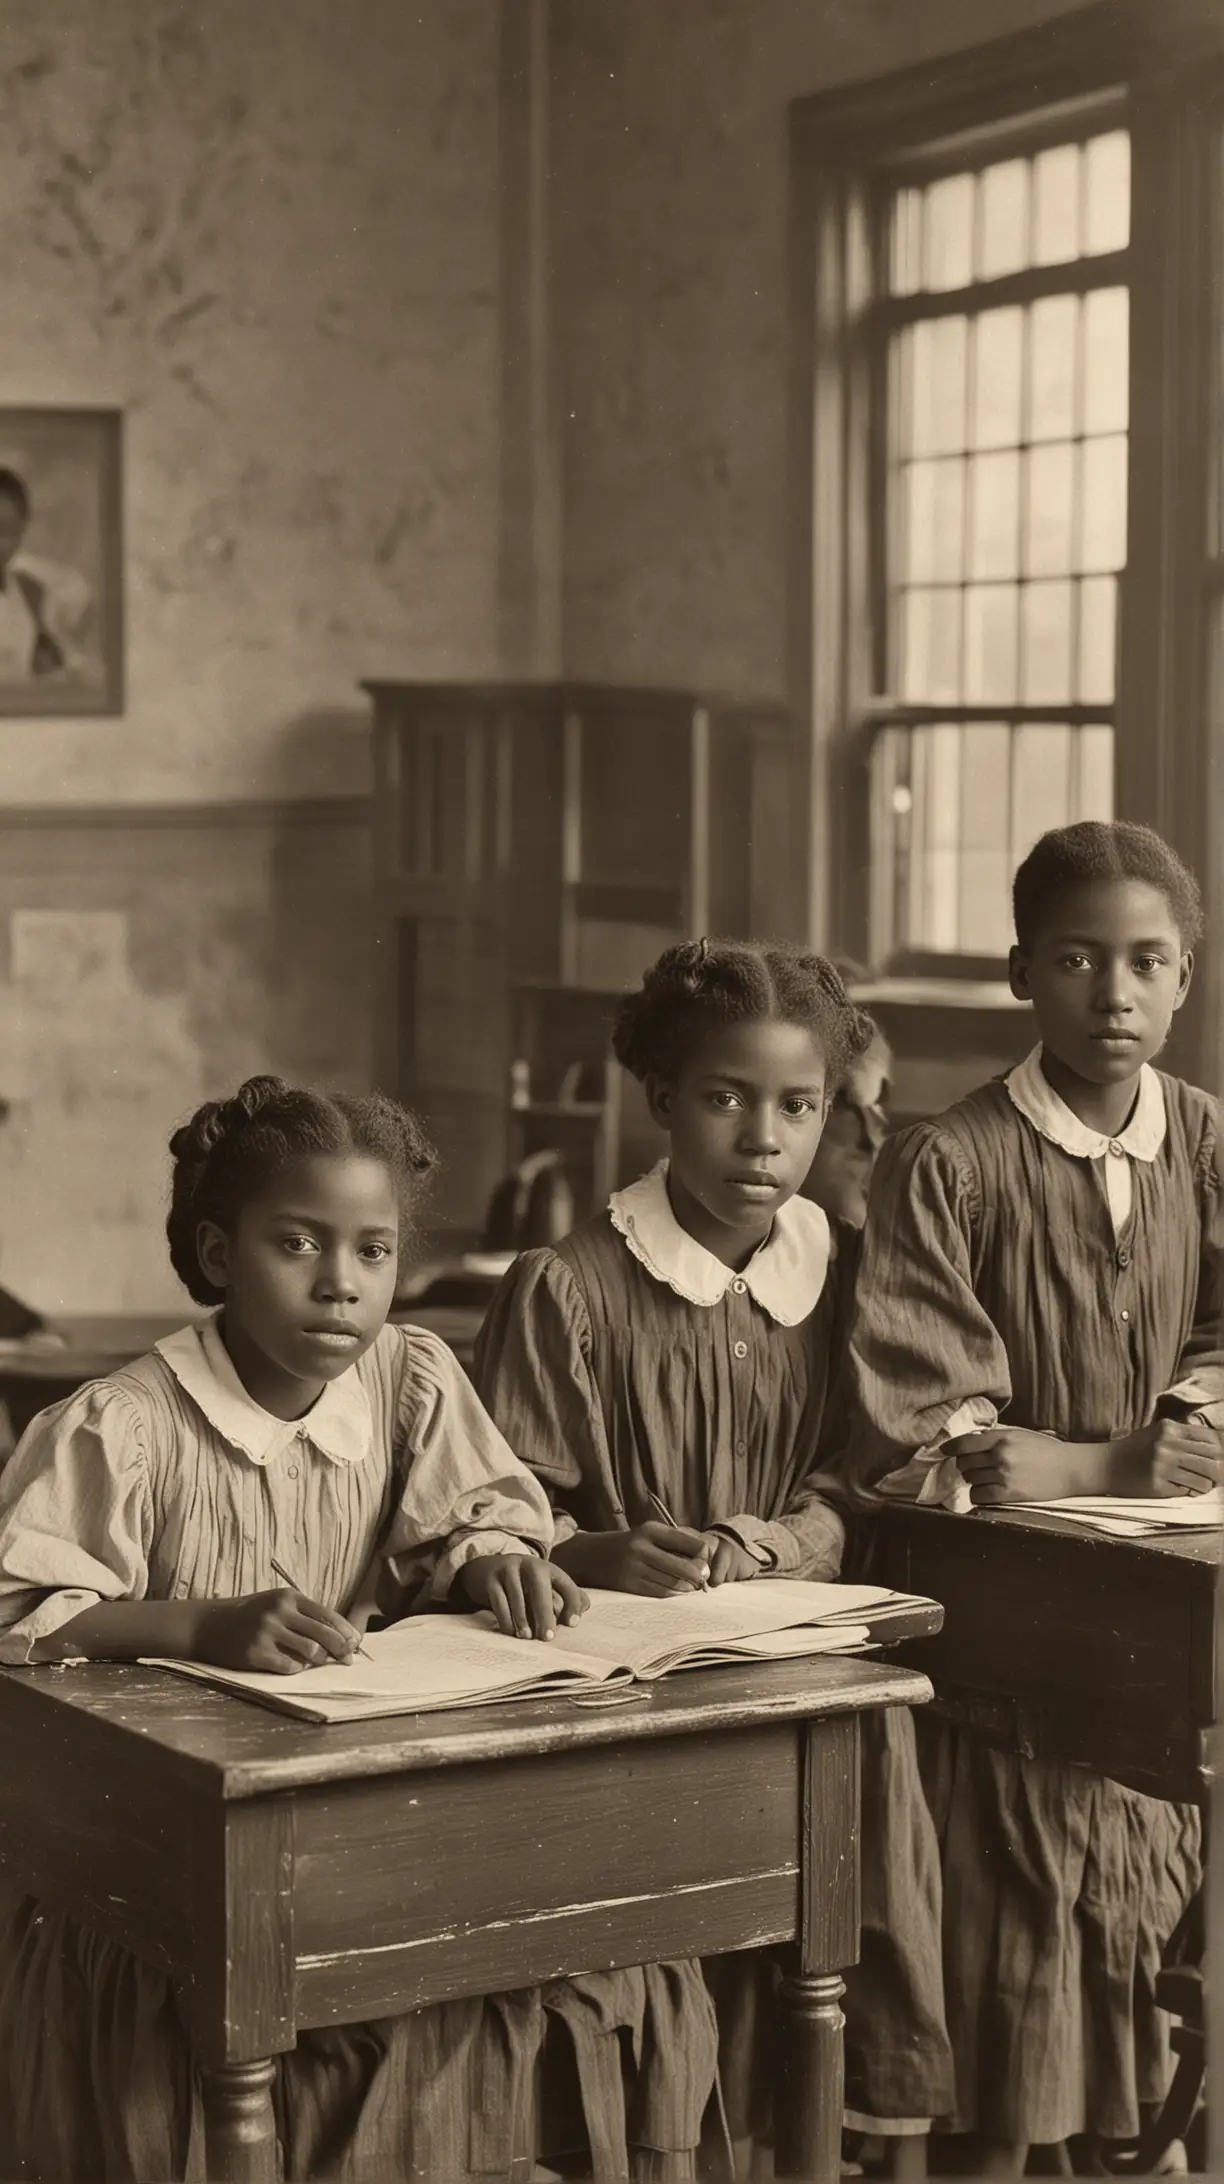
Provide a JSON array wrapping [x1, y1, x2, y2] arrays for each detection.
[[269, 1556, 375, 1664]]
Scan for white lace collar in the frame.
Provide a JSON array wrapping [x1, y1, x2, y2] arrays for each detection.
[[1005, 1044, 1167, 1162], [607, 1161, 831, 1325], [156, 1314, 374, 1468]]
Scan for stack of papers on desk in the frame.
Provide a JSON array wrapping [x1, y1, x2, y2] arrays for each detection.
[[1018, 1491, 1223, 1537], [144, 1578, 928, 1725]]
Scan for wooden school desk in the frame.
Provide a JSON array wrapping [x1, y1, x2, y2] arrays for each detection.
[[0, 1644, 935, 2184], [867, 1502, 1218, 1802], [868, 1503, 1217, 2172]]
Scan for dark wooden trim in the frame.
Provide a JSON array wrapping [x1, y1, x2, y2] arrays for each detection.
[[790, 5, 1220, 168], [0, 796, 371, 832], [874, 247, 1129, 326], [497, 0, 562, 678], [859, 703, 1116, 729], [1117, 73, 1223, 1088], [361, 679, 790, 722], [879, 85, 1130, 184], [791, 6, 1128, 162]]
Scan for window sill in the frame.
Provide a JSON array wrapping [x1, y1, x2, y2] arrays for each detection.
[[849, 976, 1028, 1011]]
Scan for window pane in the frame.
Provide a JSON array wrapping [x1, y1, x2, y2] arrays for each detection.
[[1082, 288, 1128, 436], [1012, 724, 1074, 859], [1021, 580, 1074, 700], [908, 317, 968, 456], [1080, 435, 1128, 571], [1025, 443, 1076, 577], [1029, 295, 1079, 441], [1032, 143, 1080, 265], [971, 307, 1024, 449], [969, 450, 1021, 579], [901, 586, 962, 700], [924, 173, 975, 290], [1074, 722, 1115, 819], [978, 158, 1029, 279], [910, 726, 963, 950], [1083, 131, 1131, 255], [1077, 576, 1117, 701], [905, 459, 965, 583], [958, 724, 1014, 952], [964, 584, 1019, 702], [891, 186, 923, 295]]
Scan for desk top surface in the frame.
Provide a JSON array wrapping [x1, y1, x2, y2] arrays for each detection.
[[874, 1498, 1221, 1573], [0, 1652, 931, 1802]]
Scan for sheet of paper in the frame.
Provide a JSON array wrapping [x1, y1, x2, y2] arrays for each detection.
[[546, 1580, 898, 1675], [1022, 1490, 1222, 1534], [633, 1623, 872, 1675]]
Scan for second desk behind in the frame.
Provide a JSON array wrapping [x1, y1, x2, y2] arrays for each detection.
[[865, 1503, 1218, 1806]]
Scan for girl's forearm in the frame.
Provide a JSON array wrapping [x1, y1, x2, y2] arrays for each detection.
[[1038, 1437, 1138, 1498], [548, 1530, 604, 1585], [28, 1598, 212, 1664]]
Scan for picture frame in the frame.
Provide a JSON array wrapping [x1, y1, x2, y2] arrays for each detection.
[[0, 406, 123, 717]]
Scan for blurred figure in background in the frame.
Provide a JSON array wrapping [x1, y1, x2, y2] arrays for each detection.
[[802, 961, 892, 1228]]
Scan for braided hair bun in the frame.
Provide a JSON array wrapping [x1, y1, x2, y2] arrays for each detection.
[[166, 1076, 437, 1305], [612, 938, 875, 1089]]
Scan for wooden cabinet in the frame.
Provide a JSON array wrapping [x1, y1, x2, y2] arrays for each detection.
[[366, 682, 796, 1232]]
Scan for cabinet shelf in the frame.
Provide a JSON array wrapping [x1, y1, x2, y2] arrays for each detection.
[[367, 681, 796, 1229]]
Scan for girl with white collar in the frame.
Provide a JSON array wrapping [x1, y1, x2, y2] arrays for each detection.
[[476, 939, 953, 2178], [0, 1075, 587, 2181], [846, 821, 1222, 2172]]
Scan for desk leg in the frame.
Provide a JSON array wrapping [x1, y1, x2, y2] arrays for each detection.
[[201, 2059, 280, 2184], [776, 1970, 846, 2181], [775, 1713, 861, 2184]]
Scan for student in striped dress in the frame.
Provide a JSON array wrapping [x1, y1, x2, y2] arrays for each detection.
[[476, 940, 954, 2179], [844, 822, 1222, 2172], [0, 1075, 711, 2183]]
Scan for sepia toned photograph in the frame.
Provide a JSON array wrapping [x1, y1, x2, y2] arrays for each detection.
[[0, 407, 123, 716], [0, 2, 1219, 2181]]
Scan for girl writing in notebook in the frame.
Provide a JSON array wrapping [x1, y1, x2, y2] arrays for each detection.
[[476, 939, 953, 2178], [845, 821, 1222, 2173], [0, 1075, 615, 2182]]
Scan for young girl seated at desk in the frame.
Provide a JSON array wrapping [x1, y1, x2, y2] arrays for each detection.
[[0, 1074, 625, 2184], [476, 939, 954, 2178], [845, 821, 1222, 2173]]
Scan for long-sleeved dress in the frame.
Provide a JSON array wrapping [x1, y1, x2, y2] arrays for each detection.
[[0, 1314, 714, 2183], [845, 1054, 1221, 2143], [475, 1164, 955, 2139]]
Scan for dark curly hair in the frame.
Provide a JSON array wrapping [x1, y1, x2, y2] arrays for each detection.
[[166, 1076, 437, 1306], [1013, 821, 1203, 952], [612, 938, 875, 1090]]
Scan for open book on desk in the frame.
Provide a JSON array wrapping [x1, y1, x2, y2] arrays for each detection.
[[145, 1578, 937, 1725]]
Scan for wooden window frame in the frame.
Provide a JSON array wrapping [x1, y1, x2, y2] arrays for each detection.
[[789, 0, 1224, 1089]]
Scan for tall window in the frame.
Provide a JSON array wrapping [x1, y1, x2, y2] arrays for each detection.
[[874, 121, 1128, 958], [793, 6, 1224, 1086]]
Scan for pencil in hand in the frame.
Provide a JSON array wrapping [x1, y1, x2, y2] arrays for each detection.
[[269, 1556, 375, 1662], [644, 1492, 710, 1586]]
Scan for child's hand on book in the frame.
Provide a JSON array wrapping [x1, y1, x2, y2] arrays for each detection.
[[701, 1534, 762, 1585], [554, 1523, 711, 1598], [194, 1589, 364, 1675], [1118, 1418, 1222, 1498], [460, 1555, 588, 1640], [952, 1426, 1064, 1505]]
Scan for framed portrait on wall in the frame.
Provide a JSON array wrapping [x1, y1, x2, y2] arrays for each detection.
[[0, 407, 123, 717]]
